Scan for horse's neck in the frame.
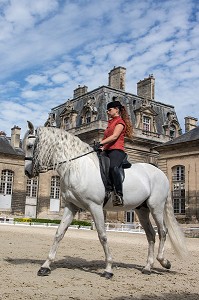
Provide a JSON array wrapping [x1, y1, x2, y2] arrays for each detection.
[[36, 127, 93, 167]]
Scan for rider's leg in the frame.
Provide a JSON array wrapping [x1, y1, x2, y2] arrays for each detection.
[[110, 166, 124, 206], [108, 150, 126, 206]]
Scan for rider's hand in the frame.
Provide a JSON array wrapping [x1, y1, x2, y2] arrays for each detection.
[[93, 142, 103, 152]]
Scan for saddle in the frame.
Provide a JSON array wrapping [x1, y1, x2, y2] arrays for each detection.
[[97, 151, 131, 206]]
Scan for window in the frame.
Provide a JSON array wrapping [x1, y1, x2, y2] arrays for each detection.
[[63, 117, 70, 130], [126, 210, 134, 223], [0, 170, 13, 195], [143, 116, 150, 131], [50, 176, 60, 212], [26, 178, 38, 198], [172, 166, 185, 214], [170, 125, 176, 138], [50, 176, 60, 199], [85, 111, 91, 123]]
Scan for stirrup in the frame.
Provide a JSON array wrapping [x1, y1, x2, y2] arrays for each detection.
[[113, 193, 124, 207]]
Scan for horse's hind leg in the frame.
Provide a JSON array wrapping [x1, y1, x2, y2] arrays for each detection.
[[38, 203, 77, 276], [135, 206, 156, 274], [150, 207, 171, 270], [90, 204, 113, 279]]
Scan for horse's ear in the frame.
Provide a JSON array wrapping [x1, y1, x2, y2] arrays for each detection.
[[27, 121, 34, 134]]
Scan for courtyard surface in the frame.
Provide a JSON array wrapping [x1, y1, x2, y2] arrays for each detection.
[[0, 224, 198, 300]]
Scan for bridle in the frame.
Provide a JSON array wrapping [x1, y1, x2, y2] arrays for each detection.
[[24, 134, 37, 162], [24, 132, 96, 172]]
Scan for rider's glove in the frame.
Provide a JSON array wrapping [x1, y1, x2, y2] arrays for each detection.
[[93, 142, 103, 152]]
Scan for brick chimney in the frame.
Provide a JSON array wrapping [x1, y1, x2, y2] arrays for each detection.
[[108, 66, 126, 91], [73, 85, 88, 98], [184, 116, 198, 132], [11, 126, 21, 148], [137, 74, 155, 100]]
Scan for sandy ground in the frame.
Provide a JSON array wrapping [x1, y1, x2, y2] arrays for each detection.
[[0, 224, 198, 300]]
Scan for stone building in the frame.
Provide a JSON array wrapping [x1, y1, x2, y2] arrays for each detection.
[[0, 127, 66, 219], [156, 117, 199, 223], [2, 67, 196, 224], [0, 127, 25, 216], [43, 66, 182, 222]]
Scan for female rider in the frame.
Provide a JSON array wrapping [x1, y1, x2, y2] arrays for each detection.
[[94, 100, 133, 206]]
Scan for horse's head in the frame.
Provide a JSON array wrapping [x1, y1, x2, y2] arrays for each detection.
[[23, 121, 38, 178]]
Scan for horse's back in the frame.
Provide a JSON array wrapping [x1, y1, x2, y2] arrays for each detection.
[[118, 162, 169, 210]]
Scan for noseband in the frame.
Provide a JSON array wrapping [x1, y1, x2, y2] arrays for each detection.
[[25, 134, 36, 162]]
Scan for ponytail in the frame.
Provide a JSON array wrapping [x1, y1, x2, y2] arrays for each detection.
[[120, 106, 133, 139]]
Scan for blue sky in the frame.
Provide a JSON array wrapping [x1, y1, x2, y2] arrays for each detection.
[[0, 0, 198, 137]]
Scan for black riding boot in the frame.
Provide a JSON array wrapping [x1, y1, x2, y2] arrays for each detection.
[[110, 166, 124, 206]]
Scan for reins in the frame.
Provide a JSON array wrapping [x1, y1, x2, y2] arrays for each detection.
[[25, 132, 96, 172], [57, 149, 95, 165]]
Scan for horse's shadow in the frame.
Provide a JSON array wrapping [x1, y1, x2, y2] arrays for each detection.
[[4, 256, 178, 276]]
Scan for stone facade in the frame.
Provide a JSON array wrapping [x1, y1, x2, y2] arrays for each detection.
[[43, 66, 182, 222], [1, 67, 197, 224], [0, 128, 25, 217], [156, 122, 199, 223]]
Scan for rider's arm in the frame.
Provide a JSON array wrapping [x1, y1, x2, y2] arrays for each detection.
[[100, 124, 124, 146]]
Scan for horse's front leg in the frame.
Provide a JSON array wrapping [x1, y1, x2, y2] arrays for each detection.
[[38, 203, 77, 276], [90, 204, 113, 279]]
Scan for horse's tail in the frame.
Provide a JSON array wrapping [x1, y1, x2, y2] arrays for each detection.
[[164, 192, 188, 259]]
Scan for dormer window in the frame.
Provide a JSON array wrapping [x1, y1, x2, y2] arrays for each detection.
[[85, 110, 91, 124], [143, 116, 151, 131], [170, 125, 176, 138], [80, 98, 98, 125], [63, 117, 70, 130]]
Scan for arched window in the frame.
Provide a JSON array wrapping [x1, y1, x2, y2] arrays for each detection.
[[0, 170, 14, 209], [50, 176, 60, 212], [0, 170, 13, 195], [26, 178, 38, 198], [172, 166, 185, 214]]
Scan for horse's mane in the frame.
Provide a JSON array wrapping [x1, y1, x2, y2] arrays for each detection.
[[33, 127, 98, 170]]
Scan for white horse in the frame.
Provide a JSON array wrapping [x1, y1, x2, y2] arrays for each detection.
[[23, 121, 187, 278]]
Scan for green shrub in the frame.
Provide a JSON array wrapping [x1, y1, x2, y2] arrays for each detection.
[[13, 218, 91, 227]]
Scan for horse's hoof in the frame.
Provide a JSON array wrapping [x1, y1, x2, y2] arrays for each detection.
[[37, 267, 51, 276], [142, 268, 151, 275], [101, 271, 113, 279], [164, 260, 171, 269]]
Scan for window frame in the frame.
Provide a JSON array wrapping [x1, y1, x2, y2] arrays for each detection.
[[143, 116, 151, 131], [172, 165, 185, 214], [0, 170, 14, 195]]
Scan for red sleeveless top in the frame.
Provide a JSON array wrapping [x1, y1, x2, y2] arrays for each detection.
[[103, 116, 126, 151]]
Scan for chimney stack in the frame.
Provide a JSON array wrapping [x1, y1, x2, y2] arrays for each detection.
[[11, 126, 21, 148], [137, 74, 155, 100], [73, 85, 88, 98], [184, 116, 198, 132], [108, 66, 126, 91]]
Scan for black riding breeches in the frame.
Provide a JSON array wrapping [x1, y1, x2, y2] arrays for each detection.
[[104, 150, 126, 195]]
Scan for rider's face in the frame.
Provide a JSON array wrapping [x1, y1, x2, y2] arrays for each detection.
[[106, 107, 119, 118]]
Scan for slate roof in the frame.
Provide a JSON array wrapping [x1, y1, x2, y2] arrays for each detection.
[[157, 126, 199, 148], [50, 85, 179, 136], [0, 136, 24, 157]]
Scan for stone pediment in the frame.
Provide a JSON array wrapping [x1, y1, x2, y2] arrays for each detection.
[[134, 105, 157, 116], [60, 103, 77, 117]]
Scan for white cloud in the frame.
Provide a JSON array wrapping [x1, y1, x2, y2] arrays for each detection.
[[0, 0, 198, 137], [25, 74, 49, 87]]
